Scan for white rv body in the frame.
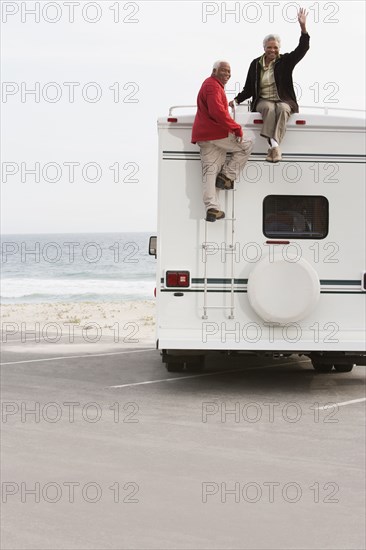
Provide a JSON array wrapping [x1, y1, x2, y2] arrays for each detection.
[[151, 106, 366, 371]]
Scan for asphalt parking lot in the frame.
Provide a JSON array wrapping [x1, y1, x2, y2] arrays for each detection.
[[1, 335, 365, 550]]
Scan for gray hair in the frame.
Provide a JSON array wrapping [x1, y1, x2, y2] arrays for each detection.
[[212, 60, 230, 70], [263, 34, 281, 48]]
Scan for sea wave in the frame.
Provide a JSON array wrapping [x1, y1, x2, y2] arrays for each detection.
[[1, 277, 156, 303]]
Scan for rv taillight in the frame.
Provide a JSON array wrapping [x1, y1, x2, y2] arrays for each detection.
[[253, 119, 263, 124], [166, 271, 190, 287], [296, 120, 306, 125], [362, 273, 366, 291], [167, 117, 178, 122]]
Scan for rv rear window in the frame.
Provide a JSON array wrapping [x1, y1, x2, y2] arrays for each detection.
[[263, 195, 329, 239]]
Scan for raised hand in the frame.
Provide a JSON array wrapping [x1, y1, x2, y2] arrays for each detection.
[[298, 8, 308, 32]]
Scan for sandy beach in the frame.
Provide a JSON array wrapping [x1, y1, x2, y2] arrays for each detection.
[[1, 301, 156, 346]]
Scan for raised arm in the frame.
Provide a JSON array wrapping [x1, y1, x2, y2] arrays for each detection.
[[298, 7, 308, 33]]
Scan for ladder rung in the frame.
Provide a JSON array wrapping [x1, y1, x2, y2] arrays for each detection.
[[202, 246, 236, 251], [202, 306, 235, 310], [205, 218, 236, 222]]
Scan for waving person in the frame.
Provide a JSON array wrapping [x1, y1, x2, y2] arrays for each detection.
[[230, 8, 309, 162]]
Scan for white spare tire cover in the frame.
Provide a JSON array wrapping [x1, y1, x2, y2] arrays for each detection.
[[247, 254, 320, 324]]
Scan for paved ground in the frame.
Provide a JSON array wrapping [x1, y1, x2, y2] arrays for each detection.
[[1, 334, 365, 550]]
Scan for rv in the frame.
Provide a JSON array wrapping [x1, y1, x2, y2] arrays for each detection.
[[149, 105, 366, 373]]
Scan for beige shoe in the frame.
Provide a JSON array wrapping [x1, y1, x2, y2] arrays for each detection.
[[271, 146, 282, 163], [266, 148, 274, 162], [206, 209, 225, 222]]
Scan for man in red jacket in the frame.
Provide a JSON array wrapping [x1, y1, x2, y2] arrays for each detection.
[[192, 61, 253, 222]]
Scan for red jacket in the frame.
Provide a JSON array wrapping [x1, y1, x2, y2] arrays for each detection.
[[191, 76, 243, 143]]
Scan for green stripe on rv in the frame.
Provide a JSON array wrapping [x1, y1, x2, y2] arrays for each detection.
[[162, 152, 366, 163], [160, 278, 362, 285], [160, 289, 366, 295], [163, 151, 366, 158]]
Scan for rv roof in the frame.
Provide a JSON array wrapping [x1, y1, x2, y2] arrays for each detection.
[[159, 106, 366, 130]]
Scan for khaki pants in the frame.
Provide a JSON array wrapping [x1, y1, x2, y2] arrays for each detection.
[[197, 134, 253, 211], [256, 100, 291, 144]]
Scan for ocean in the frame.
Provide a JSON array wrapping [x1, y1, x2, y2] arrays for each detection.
[[1, 233, 157, 303]]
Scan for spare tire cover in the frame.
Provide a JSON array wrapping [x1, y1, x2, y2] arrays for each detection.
[[247, 254, 320, 324]]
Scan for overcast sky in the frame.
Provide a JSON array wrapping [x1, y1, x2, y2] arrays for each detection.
[[1, 0, 365, 234]]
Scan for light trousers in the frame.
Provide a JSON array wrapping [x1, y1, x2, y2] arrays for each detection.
[[256, 100, 291, 144], [197, 134, 253, 211]]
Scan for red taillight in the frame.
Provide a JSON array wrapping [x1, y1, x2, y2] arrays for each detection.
[[154, 287, 156, 297], [253, 119, 263, 124], [296, 120, 306, 125], [167, 117, 178, 122], [166, 271, 190, 288]]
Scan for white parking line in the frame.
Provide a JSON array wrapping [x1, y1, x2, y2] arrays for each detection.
[[0, 348, 155, 365], [1, 333, 76, 344], [109, 359, 310, 388], [317, 398, 366, 409]]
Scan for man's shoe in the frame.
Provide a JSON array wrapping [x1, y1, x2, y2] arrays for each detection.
[[206, 209, 225, 222], [216, 172, 234, 190], [271, 146, 282, 163], [266, 148, 274, 162]]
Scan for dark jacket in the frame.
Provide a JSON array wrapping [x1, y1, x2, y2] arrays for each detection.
[[235, 32, 310, 113]]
